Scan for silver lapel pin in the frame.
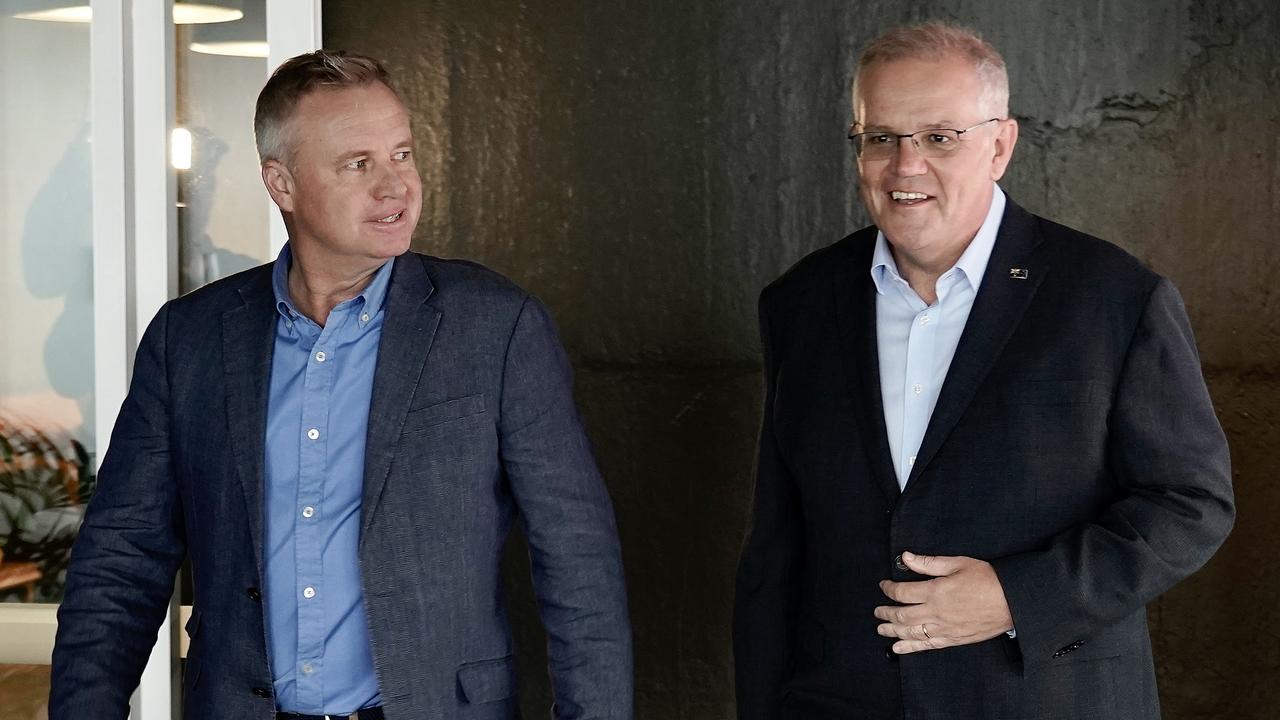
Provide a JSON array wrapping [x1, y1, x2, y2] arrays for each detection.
[[1009, 268, 1029, 279]]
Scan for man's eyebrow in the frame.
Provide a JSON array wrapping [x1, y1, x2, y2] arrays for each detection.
[[858, 121, 958, 132]]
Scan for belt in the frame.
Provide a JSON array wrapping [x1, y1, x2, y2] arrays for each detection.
[[277, 708, 384, 720]]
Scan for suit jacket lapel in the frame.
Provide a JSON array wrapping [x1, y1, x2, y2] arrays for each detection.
[[360, 253, 441, 541], [222, 267, 277, 579], [833, 234, 903, 506], [904, 199, 1047, 488]]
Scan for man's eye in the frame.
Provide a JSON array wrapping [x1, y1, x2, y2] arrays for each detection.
[[868, 134, 894, 144], [346, 159, 367, 170], [393, 150, 411, 161], [925, 133, 952, 144]]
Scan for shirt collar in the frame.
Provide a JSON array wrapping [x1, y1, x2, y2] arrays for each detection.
[[870, 182, 1006, 296], [271, 242, 396, 323]]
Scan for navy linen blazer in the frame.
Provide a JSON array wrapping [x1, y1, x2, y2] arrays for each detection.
[[733, 199, 1234, 720], [51, 252, 633, 719]]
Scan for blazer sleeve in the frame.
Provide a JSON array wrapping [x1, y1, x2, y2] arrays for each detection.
[[733, 290, 803, 719], [497, 295, 634, 720], [991, 277, 1235, 671], [50, 304, 185, 718]]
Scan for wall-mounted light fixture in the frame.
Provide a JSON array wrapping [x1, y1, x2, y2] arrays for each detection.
[[11, 1, 243, 25]]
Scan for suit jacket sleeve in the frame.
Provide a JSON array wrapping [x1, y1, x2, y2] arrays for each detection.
[[733, 289, 803, 719], [497, 295, 633, 720], [991, 277, 1235, 670], [50, 305, 185, 718]]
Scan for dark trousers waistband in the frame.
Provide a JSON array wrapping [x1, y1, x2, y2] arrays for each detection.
[[277, 708, 384, 720]]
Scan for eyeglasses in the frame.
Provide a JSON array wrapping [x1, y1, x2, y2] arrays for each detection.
[[848, 118, 1001, 160]]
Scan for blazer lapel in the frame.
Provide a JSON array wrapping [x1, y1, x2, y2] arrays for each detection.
[[832, 234, 903, 506], [360, 253, 441, 540], [904, 199, 1047, 488], [222, 267, 277, 579]]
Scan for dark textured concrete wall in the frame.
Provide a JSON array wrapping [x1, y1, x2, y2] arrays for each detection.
[[325, 2, 1280, 717]]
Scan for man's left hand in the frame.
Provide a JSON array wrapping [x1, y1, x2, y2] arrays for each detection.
[[874, 551, 1013, 654]]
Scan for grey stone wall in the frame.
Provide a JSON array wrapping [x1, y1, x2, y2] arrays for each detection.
[[325, 1, 1280, 717]]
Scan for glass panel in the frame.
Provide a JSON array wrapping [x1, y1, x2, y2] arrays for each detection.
[[0, 3, 94, 607], [176, 0, 271, 294]]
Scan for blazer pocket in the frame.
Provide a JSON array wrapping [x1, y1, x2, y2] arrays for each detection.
[[998, 380, 1103, 406], [403, 393, 487, 431], [457, 654, 517, 704]]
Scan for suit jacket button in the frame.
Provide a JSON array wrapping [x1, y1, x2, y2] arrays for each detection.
[[894, 554, 908, 572], [246, 587, 261, 602], [252, 686, 272, 698]]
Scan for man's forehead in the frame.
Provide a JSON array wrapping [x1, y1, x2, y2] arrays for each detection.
[[853, 59, 984, 126], [290, 85, 412, 149]]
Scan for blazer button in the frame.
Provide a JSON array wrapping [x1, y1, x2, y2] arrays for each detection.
[[251, 686, 272, 698], [246, 587, 261, 602], [893, 554, 908, 572]]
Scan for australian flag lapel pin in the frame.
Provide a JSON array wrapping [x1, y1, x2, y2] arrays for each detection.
[[1009, 268, 1029, 280]]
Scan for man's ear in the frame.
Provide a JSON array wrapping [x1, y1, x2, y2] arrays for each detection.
[[990, 118, 1019, 182], [261, 160, 295, 213]]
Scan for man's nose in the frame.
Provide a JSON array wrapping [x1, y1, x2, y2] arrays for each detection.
[[891, 137, 928, 176], [373, 162, 408, 198]]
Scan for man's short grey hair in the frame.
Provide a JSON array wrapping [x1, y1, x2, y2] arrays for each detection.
[[254, 49, 400, 164], [852, 22, 1010, 120]]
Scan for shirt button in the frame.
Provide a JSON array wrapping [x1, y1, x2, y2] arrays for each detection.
[[302, 586, 316, 599], [314, 350, 326, 362], [360, 312, 370, 323], [912, 383, 923, 395], [301, 662, 313, 674], [306, 428, 320, 440], [920, 315, 931, 325], [302, 506, 315, 518]]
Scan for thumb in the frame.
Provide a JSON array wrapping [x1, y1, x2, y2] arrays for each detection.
[[902, 551, 963, 577]]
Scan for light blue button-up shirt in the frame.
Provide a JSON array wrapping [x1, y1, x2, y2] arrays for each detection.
[[873, 183, 1005, 489], [263, 244, 391, 713]]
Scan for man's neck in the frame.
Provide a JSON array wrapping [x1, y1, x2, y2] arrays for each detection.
[[286, 247, 383, 327], [891, 240, 971, 306]]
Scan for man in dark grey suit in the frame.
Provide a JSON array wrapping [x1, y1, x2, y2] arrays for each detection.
[[733, 22, 1233, 720], [51, 51, 632, 720]]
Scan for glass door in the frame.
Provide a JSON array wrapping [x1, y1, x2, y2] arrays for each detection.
[[0, 2, 321, 717]]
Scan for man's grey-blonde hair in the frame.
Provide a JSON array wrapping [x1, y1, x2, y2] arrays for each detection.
[[254, 49, 400, 164], [852, 22, 1010, 120]]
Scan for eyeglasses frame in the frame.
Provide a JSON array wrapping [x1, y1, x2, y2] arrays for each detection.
[[847, 117, 1003, 158]]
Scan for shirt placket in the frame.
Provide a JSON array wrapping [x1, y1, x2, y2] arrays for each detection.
[[899, 282, 936, 483], [294, 311, 342, 709]]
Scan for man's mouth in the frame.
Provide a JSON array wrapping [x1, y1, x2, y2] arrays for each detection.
[[890, 191, 932, 205], [375, 211, 404, 224]]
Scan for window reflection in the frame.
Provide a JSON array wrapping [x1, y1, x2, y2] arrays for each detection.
[[176, 1, 270, 294], [1, 6, 94, 606]]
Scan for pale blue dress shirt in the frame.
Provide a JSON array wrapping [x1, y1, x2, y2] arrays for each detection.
[[873, 183, 1006, 490], [263, 244, 391, 713]]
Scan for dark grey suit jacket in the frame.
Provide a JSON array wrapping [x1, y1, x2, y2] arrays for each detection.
[[734, 199, 1234, 720], [51, 252, 633, 719]]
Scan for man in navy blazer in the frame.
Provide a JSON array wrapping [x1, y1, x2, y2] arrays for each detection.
[[51, 51, 632, 719], [734, 22, 1234, 720]]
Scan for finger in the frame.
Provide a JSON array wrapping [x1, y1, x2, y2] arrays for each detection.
[[892, 636, 948, 654], [879, 579, 933, 605], [873, 604, 918, 624], [877, 622, 931, 640], [902, 551, 967, 577], [881, 622, 933, 640]]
